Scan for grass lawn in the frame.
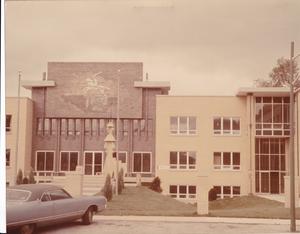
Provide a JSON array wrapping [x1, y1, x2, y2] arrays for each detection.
[[100, 186, 197, 216], [99, 186, 300, 219]]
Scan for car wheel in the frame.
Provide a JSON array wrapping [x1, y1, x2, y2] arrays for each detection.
[[19, 224, 35, 234], [82, 207, 94, 225]]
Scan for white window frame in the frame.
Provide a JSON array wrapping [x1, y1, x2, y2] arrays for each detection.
[[213, 152, 240, 170], [169, 151, 196, 170], [132, 151, 152, 173], [213, 185, 241, 199], [83, 151, 103, 175], [35, 150, 55, 172], [169, 185, 197, 199], [59, 151, 79, 172], [170, 116, 197, 135], [213, 117, 241, 136]]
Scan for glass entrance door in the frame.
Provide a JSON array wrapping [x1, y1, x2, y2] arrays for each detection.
[[255, 138, 286, 194], [84, 152, 103, 175]]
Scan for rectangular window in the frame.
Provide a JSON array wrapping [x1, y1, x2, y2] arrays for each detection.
[[170, 116, 197, 135], [213, 117, 240, 135], [6, 115, 12, 132], [169, 185, 196, 199], [113, 151, 127, 163], [6, 149, 10, 166], [147, 119, 153, 136], [36, 151, 54, 171], [213, 152, 240, 170], [133, 120, 139, 136], [67, 119, 75, 135], [213, 185, 241, 199], [255, 97, 290, 136], [133, 152, 151, 173], [75, 119, 81, 135], [140, 119, 146, 136], [60, 151, 79, 171], [169, 151, 196, 170], [84, 119, 91, 136], [61, 119, 67, 135], [99, 119, 105, 135], [92, 119, 98, 136], [44, 118, 50, 135], [51, 119, 57, 135], [37, 118, 43, 135], [122, 120, 129, 137]]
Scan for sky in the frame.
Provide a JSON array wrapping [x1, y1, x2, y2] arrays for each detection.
[[4, 0, 300, 97]]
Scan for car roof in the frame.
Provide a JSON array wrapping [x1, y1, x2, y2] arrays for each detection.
[[8, 184, 63, 201]]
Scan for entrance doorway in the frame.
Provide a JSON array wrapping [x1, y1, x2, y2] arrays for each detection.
[[84, 152, 103, 175], [255, 138, 286, 194]]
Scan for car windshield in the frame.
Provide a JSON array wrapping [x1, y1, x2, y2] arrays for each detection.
[[7, 189, 31, 201]]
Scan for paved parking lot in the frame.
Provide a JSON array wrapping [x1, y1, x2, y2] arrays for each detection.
[[29, 219, 299, 234]]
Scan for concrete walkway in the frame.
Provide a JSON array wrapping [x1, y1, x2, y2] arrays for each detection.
[[95, 215, 300, 226]]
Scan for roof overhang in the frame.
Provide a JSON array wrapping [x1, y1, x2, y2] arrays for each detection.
[[21, 80, 56, 89], [236, 87, 290, 97], [134, 81, 170, 90]]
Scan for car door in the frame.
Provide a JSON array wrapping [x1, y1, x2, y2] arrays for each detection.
[[49, 189, 83, 222], [37, 192, 55, 224]]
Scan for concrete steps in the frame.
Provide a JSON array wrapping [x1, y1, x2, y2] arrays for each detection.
[[82, 175, 105, 196]]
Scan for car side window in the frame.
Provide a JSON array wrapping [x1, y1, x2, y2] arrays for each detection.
[[41, 193, 51, 202], [49, 189, 71, 200]]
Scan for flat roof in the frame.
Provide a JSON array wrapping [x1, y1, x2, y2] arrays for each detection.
[[21, 80, 56, 89], [236, 87, 290, 96], [134, 81, 170, 90]]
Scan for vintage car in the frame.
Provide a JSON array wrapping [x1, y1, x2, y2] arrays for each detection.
[[7, 184, 107, 234]]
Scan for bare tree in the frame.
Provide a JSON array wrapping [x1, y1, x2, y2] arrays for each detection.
[[255, 57, 300, 88]]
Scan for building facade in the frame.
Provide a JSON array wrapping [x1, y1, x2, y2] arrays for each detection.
[[6, 97, 33, 186], [21, 62, 170, 193], [156, 88, 300, 202]]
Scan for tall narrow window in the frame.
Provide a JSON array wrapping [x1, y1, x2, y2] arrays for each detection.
[[6, 149, 10, 166], [75, 119, 81, 135], [92, 119, 98, 136], [140, 119, 146, 136], [61, 119, 67, 135], [6, 115, 12, 132], [37, 118, 43, 135], [51, 119, 57, 135], [44, 118, 50, 135], [147, 119, 153, 136], [67, 119, 75, 135], [84, 119, 91, 136], [133, 120, 139, 136], [123, 120, 129, 136]]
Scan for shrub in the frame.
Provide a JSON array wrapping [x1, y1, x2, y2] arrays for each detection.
[[149, 176, 162, 193], [16, 169, 23, 185], [28, 167, 36, 184], [22, 177, 29, 184], [118, 168, 125, 194], [102, 174, 113, 201]]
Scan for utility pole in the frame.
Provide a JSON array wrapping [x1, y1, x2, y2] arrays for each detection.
[[14, 71, 21, 185], [115, 69, 120, 195], [289, 41, 296, 232]]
